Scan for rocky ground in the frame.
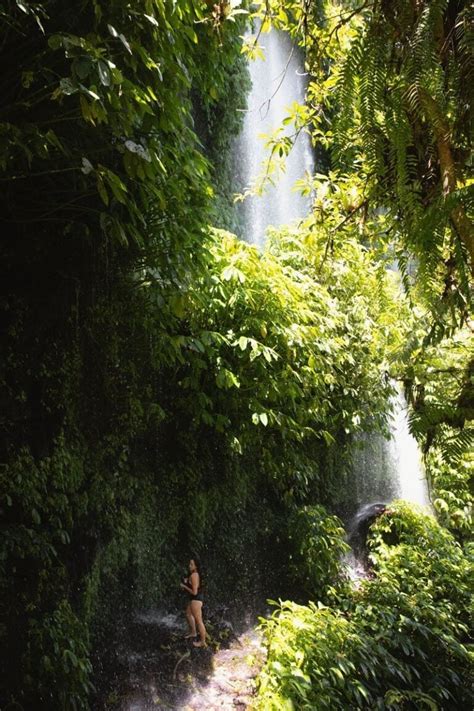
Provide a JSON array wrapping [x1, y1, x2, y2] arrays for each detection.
[[98, 607, 266, 710]]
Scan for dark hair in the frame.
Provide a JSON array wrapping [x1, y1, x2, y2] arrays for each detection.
[[190, 555, 201, 573]]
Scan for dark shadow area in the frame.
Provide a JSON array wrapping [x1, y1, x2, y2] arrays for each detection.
[[347, 502, 387, 568]]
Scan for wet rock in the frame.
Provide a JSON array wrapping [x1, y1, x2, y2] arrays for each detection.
[[96, 608, 266, 710]]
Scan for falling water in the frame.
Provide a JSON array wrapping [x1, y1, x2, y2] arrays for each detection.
[[388, 384, 431, 506], [234, 26, 314, 246], [350, 383, 431, 514], [346, 383, 432, 578], [232, 26, 431, 573]]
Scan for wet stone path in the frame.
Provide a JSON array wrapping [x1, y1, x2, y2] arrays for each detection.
[[176, 627, 264, 710], [99, 609, 266, 710]]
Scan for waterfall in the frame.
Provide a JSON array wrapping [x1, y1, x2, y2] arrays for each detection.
[[232, 26, 431, 574], [346, 384, 431, 578], [387, 384, 431, 507], [234, 26, 314, 246], [349, 383, 431, 514]]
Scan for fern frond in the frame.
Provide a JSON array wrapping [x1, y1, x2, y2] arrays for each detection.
[[439, 427, 474, 465]]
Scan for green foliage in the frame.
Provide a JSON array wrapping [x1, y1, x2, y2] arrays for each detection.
[[0, 0, 218, 262], [367, 501, 472, 623], [0, 181, 407, 710], [398, 326, 473, 539], [0, 215, 405, 707], [426, 448, 473, 539], [287, 505, 350, 602], [2, 2, 471, 709], [256, 502, 473, 710], [26, 601, 93, 710], [327, 0, 473, 293], [0, 1, 252, 707], [253, 1, 473, 326], [191, 9, 252, 231], [174, 226, 403, 502]]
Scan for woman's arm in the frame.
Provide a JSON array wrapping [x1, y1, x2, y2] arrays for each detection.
[[180, 572, 199, 594], [188, 571, 199, 595]]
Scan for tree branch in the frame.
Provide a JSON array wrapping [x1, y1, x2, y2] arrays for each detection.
[[418, 87, 474, 275]]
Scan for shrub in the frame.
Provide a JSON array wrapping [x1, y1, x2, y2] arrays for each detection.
[[255, 502, 473, 710], [287, 505, 350, 602]]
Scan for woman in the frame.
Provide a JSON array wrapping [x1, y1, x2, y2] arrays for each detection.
[[180, 556, 207, 647]]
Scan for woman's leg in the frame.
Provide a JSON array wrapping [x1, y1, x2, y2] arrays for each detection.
[[191, 601, 207, 647], [185, 602, 196, 637]]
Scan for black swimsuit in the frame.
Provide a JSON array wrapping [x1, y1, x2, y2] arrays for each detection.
[[186, 575, 203, 602]]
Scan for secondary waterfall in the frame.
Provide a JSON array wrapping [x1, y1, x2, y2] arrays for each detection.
[[234, 27, 314, 246], [349, 383, 431, 514], [388, 385, 431, 506], [349, 388, 430, 513], [346, 384, 431, 577]]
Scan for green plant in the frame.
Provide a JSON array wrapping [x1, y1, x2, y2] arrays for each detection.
[[26, 601, 93, 711], [287, 505, 350, 602], [255, 502, 473, 710], [251, 1, 473, 326]]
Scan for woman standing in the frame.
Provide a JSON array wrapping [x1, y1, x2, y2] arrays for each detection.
[[180, 556, 207, 647]]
